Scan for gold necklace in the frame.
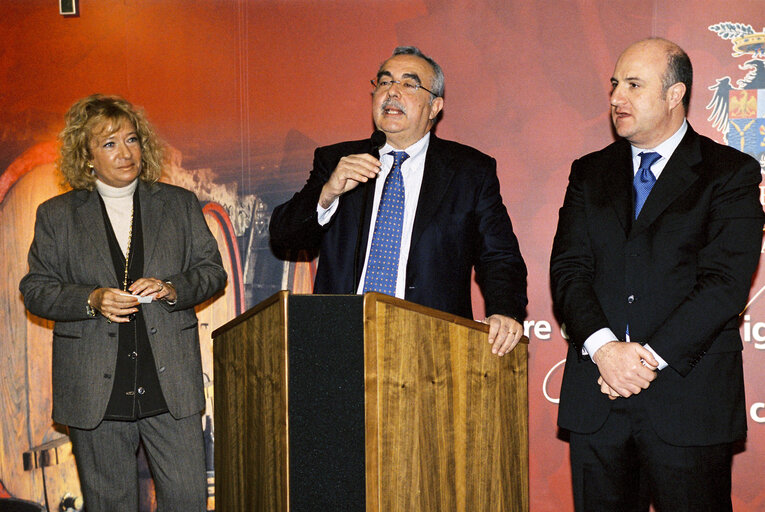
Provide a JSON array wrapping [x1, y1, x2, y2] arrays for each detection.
[[122, 205, 134, 291]]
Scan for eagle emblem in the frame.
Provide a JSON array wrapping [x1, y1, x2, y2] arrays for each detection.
[[706, 22, 765, 169]]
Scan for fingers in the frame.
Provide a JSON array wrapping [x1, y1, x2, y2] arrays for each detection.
[[614, 370, 655, 397], [102, 310, 132, 324], [129, 277, 165, 298], [331, 154, 382, 190], [91, 277, 174, 323], [593, 341, 658, 398], [320, 153, 382, 207], [485, 314, 523, 357], [635, 344, 660, 369], [606, 368, 656, 398], [597, 376, 620, 400], [336, 153, 382, 176], [91, 287, 139, 321]]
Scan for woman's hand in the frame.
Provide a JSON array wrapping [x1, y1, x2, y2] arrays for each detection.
[[88, 288, 139, 323], [129, 277, 177, 303]]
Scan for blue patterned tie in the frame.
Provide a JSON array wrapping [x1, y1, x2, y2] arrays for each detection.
[[633, 151, 661, 219], [363, 151, 409, 295]]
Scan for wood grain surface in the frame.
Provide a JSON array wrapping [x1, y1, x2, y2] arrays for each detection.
[[214, 292, 528, 511], [363, 293, 528, 512], [214, 292, 288, 511]]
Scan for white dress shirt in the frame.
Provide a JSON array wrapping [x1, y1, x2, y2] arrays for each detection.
[[317, 132, 431, 299]]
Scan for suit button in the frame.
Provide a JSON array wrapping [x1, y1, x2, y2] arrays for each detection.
[[137, 387, 146, 395], [129, 351, 138, 360], [627, 295, 635, 304], [150, 327, 157, 334]]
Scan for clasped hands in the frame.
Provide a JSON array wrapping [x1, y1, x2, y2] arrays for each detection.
[[88, 278, 177, 323], [592, 341, 658, 400]]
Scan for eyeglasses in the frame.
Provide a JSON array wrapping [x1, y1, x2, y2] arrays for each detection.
[[371, 78, 438, 97]]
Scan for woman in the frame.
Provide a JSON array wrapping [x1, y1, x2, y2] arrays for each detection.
[[19, 94, 227, 512]]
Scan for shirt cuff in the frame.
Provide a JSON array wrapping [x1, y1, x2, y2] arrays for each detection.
[[642, 343, 668, 370], [317, 198, 339, 226], [583, 327, 618, 362]]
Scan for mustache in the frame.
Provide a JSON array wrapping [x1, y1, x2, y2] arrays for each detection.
[[381, 99, 407, 114]]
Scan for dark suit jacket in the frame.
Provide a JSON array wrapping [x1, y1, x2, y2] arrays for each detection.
[[270, 134, 527, 320], [20, 181, 227, 429], [550, 125, 764, 446]]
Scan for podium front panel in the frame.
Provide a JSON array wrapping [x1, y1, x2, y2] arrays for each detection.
[[288, 295, 366, 511], [214, 292, 528, 511]]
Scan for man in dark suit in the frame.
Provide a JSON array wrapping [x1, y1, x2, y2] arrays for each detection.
[[550, 38, 764, 511], [270, 46, 527, 356]]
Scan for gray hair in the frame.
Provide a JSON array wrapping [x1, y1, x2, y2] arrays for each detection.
[[387, 46, 445, 99]]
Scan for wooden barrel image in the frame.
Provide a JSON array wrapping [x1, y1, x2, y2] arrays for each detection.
[[0, 149, 82, 509]]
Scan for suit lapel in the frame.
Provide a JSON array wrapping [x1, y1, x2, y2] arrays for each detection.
[[631, 128, 701, 234], [139, 181, 166, 273], [606, 141, 635, 236], [75, 189, 119, 285], [410, 136, 455, 252], [346, 180, 375, 289]]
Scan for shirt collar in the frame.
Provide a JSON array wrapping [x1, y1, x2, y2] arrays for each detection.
[[630, 119, 688, 161], [380, 131, 431, 162]]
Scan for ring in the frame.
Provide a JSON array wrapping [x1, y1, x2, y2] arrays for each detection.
[[105, 314, 112, 324], [158, 282, 164, 291]]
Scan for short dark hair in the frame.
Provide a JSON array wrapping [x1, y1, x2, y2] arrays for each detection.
[[662, 44, 692, 111], [388, 46, 445, 98]]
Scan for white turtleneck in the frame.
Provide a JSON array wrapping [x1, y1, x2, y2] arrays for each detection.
[[95, 179, 138, 256]]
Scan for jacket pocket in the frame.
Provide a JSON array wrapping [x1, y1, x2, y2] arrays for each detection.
[[53, 321, 82, 339]]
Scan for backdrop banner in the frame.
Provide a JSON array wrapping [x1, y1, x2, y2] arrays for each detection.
[[0, 2, 763, 510]]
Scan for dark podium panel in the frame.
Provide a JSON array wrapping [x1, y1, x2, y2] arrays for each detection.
[[286, 295, 366, 510], [213, 291, 529, 511]]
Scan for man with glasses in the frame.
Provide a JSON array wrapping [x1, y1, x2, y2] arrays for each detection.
[[270, 46, 527, 356]]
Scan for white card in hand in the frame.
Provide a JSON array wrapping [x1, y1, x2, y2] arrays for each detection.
[[121, 292, 153, 303]]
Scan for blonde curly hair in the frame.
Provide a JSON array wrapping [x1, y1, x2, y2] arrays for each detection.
[[59, 94, 164, 190]]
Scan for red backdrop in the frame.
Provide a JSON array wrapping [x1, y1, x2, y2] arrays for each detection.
[[1, 1, 763, 510]]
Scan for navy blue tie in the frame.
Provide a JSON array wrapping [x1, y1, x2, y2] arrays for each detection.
[[633, 151, 661, 219], [363, 151, 409, 295]]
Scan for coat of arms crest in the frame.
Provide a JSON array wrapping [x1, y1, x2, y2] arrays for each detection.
[[706, 22, 765, 169]]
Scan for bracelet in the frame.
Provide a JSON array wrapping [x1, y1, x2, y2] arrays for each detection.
[[163, 281, 177, 306], [86, 296, 97, 318]]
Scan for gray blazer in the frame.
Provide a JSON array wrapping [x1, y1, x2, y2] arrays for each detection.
[[20, 181, 227, 429]]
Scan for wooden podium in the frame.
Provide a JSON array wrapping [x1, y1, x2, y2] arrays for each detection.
[[212, 291, 528, 511]]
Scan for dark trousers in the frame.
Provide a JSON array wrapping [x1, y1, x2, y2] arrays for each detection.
[[569, 396, 733, 512], [69, 412, 206, 512]]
